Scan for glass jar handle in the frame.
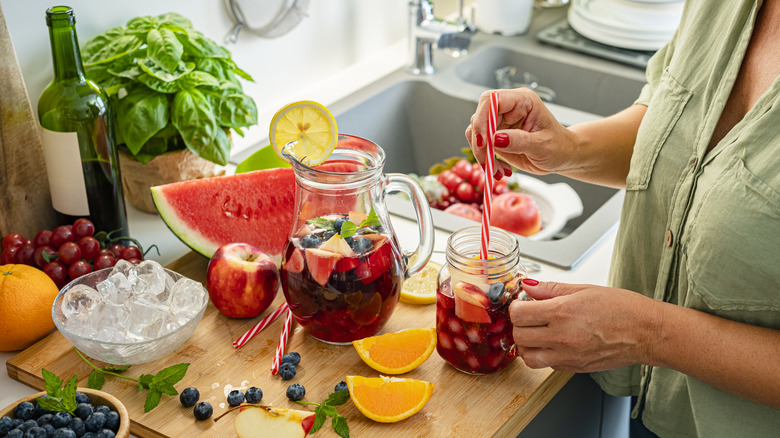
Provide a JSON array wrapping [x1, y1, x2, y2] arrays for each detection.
[[385, 173, 434, 277]]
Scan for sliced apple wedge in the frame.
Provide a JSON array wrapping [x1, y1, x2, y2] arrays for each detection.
[[349, 210, 368, 224], [234, 405, 316, 437], [453, 281, 491, 323], [320, 234, 357, 257], [304, 248, 340, 286]]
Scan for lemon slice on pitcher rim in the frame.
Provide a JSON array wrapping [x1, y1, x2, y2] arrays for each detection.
[[400, 260, 442, 305], [269, 100, 338, 166]]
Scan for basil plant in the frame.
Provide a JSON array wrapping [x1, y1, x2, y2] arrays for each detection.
[[81, 12, 257, 165]]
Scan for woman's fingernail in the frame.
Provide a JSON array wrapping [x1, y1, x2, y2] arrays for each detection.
[[522, 278, 539, 286], [495, 133, 509, 148], [494, 170, 502, 180], [503, 167, 512, 176], [476, 134, 483, 148]]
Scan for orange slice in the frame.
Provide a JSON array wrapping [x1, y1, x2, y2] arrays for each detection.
[[352, 328, 437, 374], [346, 375, 434, 423]]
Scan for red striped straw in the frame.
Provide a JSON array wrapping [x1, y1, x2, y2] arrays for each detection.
[[233, 302, 290, 349], [480, 91, 499, 259], [271, 308, 294, 374]]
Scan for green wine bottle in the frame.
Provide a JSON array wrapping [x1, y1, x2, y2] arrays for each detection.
[[38, 6, 128, 236]]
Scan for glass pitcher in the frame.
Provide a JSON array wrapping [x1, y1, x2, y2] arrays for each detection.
[[280, 135, 434, 344]]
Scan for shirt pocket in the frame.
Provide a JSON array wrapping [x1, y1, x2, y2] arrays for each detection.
[[625, 69, 692, 191], [684, 157, 780, 324]]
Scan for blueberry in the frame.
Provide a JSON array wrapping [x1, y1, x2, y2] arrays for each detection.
[[281, 352, 301, 366], [73, 403, 93, 422], [32, 401, 49, 419], [226, 390, 244, 407], [84, 413, 105, 433], [300, 234, 322, 249], [22, 426, 47, 438], [68, 417, 86, 437], [19, 420, 38, 432], [53, 429, 77, 438], [14, 402, 35, 421], [92, 407, 110, 417], [179, 387, 199, 408], [102, 411, 119, 433], [40, 424, 55, 437], [333, 217, 347, 233], [81, 433, 97, 438], [7, 429, 23, 438], [74, 393, 91, 405], [278, 363, 297, 380], [350, 237, 372, 254], [11, 418, 23, 429], [344, 236, 354, 247], [193, 402, 212, 421], [35, 413, 52, 426], [50, 412, 71, 430], [334, 381, 348, 392], [323, 231, 336, 241], [96, 429, 115, 438], [244, 387, 263, 404], [487, 282, 505, 304], [0, 416, 13, 434], [286, 384, 305, 401]]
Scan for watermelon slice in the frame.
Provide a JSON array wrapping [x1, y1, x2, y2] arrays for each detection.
[[284, 247, 305, 273], [304, 248, 340, 287], [151, 164, 357, 264]]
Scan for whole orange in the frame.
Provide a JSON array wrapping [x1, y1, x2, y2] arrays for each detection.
[[0, 264, 60, 351]]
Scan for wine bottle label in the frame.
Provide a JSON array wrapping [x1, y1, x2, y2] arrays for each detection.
[[39, 127, 90, 216]]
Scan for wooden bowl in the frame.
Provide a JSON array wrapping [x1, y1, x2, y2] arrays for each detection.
[[0, 387, 130, 438]]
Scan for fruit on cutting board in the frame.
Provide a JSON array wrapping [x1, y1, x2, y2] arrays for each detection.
[[352, 327, 437, 374], [151, 165, 356, 264], [234, 405, 316, 437], [0, 264, 60, 351], [206, 242, 280, 318], [491, 192, 542, 237], [346, 375, 434, 423]]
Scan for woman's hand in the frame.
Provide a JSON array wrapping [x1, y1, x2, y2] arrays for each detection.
[[509, 279, 660, 373], [465, 88, 577, 179]]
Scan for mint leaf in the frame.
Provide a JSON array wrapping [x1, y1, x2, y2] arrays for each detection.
[[333, 415, 350, 438], [62, 376, 78, 412], [138, 374, 154, 390], [309, 405, 327, 434], [42, 369, 63, 398], [88, 371, 106, 390], [359, 207, 381, 228], [307, 217, 334, 230], [152, 381, 178, 396], [100, 365, 132, 373], [318, 403, 338, 417], [339, 221, 357, 238], [326, 390, 350, 406], [144, 388, 162, 413], [152, 363, 189, 387], [36, 396, 65, 412]]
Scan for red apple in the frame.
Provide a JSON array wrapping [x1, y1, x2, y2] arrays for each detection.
[[234, 405, 316, 437], [444, 203, 482, 222], [453, 281, 491, 323], [491, 192, 541, 237], [207, 242, 280, 318]]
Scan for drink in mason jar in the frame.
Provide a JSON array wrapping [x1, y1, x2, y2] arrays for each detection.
[[281, 212, 404, 344], [435, 226, 526, 374]]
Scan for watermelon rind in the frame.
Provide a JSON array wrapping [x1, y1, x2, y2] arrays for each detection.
[[151, 185, 220, 259]]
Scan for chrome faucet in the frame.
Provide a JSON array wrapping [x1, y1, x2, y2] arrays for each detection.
[[406, 0, 472, 75]]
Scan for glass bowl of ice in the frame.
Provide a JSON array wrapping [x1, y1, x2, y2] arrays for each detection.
[[52, 260, 208, 365]]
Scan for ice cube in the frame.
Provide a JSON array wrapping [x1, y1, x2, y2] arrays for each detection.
[[466, 354, 481, 371], [438, 331, 453, 350], [168, 278, 205, 325], [129, 260, 167, 299], [448, 317, 464, 335], [110, 259, 135, 277], [97, 272, 134, 305], [466, 326, 484, 344], [61, 284, 101, 321], [453, 336, 469, 352], [126, 298, 170, 340], [93, 301, 131, 330]]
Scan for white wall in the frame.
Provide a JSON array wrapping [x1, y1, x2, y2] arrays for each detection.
[[2, 0, 458, 154]]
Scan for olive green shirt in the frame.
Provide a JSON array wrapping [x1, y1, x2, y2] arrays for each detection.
[[590, 0, 780, 436]]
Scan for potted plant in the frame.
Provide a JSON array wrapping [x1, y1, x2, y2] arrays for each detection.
[[81, 12, 257, 212]]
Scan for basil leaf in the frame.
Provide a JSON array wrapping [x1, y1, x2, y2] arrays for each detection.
[[144, 388, 162, 413], [215, 93, 257, 128], [137, 73, 179, 94], [88, 371, 106, 390], [42, 368, 62, 397], [116, 87, 169, 155], [82, 26, 143, 67], [126, 16, 159, 35], [172, 89, 220, 162], [157, 12, 193, 30], [180, 71, 220, 89], [177, 29, 229, 58], [339, 221, 357, 239], [147, 28, 183, 73]]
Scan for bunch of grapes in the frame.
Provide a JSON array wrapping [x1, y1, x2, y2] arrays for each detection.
[[1, 218, 146, 287], [430, 159, 510, 210]]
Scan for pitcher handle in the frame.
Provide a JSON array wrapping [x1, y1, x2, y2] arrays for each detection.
[[386, 173, 434, 278]]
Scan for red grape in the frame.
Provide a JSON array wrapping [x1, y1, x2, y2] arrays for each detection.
[[15, 243, 36, 265], [441, 171, 462, 191], [109, 243, 125, 258], [50, 225, 75, 248], [0, 246, 18, 265], [77, 236, 100, 261], [98, 248, 115, 258], [93, 254, 117, 270], [72, 218, 95, 238], [455, 182, 475, 202], [43, 260, 68, 287], [33, 230, 53, 248], [68, 260, 92, 280], [58, 242, 82, 265], [2, 233, 25, 249], [119, 246, 142, 261], [469, 167, 484, 186], [452, 160, 473, 179], [126, 258, 142, 265], [34, 246, 58, 268]]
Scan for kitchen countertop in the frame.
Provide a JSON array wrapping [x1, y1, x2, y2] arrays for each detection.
[[2, 4, 623, 433]]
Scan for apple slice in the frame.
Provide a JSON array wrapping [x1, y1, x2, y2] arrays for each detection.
[[348, 210, 368, 224], [453, 281, 491, 323], [355, 238, 393, 285], [285, 247, 305, 274], [320, 234, 357, 257], [234, 405, 316, 437], [304, 248, 340, 287]]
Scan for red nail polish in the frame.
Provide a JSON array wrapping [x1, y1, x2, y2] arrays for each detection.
[[494, 133, 509, 148], [476, 134, 483, 148], [503, 167, 512, 177], [522, 278, 539, 286], [494, 170, 502, 180]]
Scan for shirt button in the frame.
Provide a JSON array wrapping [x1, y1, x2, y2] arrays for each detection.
[[665, 230, 673, 247]]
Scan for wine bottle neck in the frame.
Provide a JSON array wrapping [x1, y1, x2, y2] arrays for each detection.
[[46, 7, 86, 81]]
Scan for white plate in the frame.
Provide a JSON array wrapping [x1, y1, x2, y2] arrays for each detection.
[[574, 0, 678, 35], [570, 6, 671, 42], [569, 6, 672, 51]]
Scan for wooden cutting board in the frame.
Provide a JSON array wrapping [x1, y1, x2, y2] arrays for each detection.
[[7, 251, 571, 437]]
